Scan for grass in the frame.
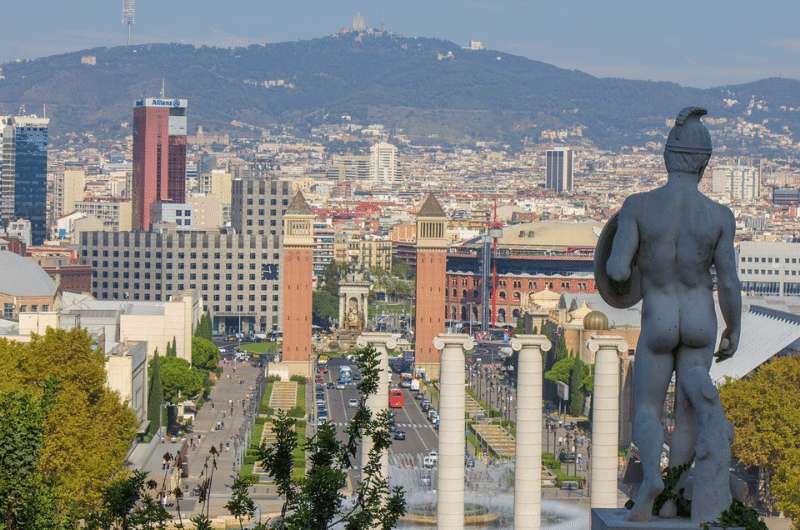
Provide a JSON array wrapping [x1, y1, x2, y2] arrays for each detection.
[[372, 302, 412, 316], [542, 452, 582, 486], [466, 427, 482, 454], [289, 383, 306, 418], [240, 342, 279, 355], [291, 421, 306, 481], [259, 382, 274, 414]]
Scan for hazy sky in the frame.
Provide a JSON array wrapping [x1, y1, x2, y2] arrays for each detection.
[[3, 0, 800, 87]]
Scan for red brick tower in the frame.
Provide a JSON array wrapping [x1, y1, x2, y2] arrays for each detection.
[[414, 194, 448, 379], [280, 191, 314, 377]]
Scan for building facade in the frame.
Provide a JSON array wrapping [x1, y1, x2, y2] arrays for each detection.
[[0, 115, 49, 244], [711, 160, 760, 203], [231, 178, 293, 237], [79, 230, 282, 332], [313, 221, 335, 277], [545, 147, 574, 193], [132, 98, 188, 231], [738, 240, 800, 296], [74, 200, 133, 232], [369, 141, 399, 185]]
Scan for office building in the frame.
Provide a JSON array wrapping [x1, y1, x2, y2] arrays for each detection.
[[738, 241, 800, 296], [79, 230, 282, 333], [132, 98, 188, 231], [712, 160, 761, 203], [369, 141, 400, 185], [773, 187, 800, 206], [151, 202, 192, 231], [231, 178, 293, 236], [313, 221, 335, 277], [545, 148, 574, 193], [327, 154, 370, 181], [0, 115, 50, 244], [200, 169, 232, 224]]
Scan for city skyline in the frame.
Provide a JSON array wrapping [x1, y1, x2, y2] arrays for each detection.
[[0, 0, 799, 87]]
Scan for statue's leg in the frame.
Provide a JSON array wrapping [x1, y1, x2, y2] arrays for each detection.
[[626, 343, 674, 522], [675, 347, 732, 524]]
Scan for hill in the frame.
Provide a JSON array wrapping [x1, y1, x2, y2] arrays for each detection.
[[1, 32, 798, 150]]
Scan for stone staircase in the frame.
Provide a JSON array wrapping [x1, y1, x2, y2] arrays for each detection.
[[269, 381, 298, 412]]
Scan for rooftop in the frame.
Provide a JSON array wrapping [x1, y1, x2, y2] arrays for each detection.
[[0, 251, 57, 297]]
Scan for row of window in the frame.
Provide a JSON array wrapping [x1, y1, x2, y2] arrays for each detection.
[[83, 250, 280, 260], [741, 269, 800, 276], [446, 282, 590, 299], [91, 260, 272, 272], [741, 256, 800, 264], [2, 303, 49, 317]]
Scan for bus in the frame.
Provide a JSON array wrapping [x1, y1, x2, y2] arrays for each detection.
[[339, 365, 353, 385], [389, 388, 405, 409]]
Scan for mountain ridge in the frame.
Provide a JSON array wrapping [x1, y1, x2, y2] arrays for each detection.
[[1, 32, 798, 151]]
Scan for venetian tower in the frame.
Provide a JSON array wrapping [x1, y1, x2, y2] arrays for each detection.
[[280, 191, 314, 377], [414, 194, 448, 379]]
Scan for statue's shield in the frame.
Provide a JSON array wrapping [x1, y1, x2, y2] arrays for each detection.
[[594, 213, 642, 309]]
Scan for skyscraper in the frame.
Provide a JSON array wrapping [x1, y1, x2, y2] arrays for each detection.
[[132, 97, 187, 231], [0, 115, 49, 245], [369, 141, 399, 185], [545, 147, 574, 193], [711, 159, 761, 203]]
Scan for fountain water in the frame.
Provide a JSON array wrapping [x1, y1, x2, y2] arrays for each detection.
[[390, 462, 590, 530]]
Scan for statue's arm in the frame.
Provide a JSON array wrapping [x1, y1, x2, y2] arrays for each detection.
[[606, 196, 639, 283], [713, 206, 742, 361]]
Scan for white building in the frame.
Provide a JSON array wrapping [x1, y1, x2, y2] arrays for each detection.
[[711, 160, 761, 203], [151, 202, 193, 231], [369, 141, 400, 185], [6, 218, 31, 246], [738, 240, 800, 296]]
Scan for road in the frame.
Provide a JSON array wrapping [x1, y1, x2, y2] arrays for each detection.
[[316, 358, 439, 483]]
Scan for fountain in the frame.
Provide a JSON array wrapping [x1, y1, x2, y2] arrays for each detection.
[[390, 463, 590, 530]]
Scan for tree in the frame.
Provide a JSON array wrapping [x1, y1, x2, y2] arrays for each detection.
[[157, 357, 205, 402], [0, 328, 138, 519], [569, 359, 587, 417], [259, 344, 406, 529], [192, 336, 220, 372], [313, 290, 338, 329], [195, 312, 213, 341], [0, 389, 62, 530], [225, 473, 257, 529], [91, 470, 171, 530], [773, 448, 800, 529], [720, 357, 800, 518], [545, 356, 576, 385], [166, 337, 177, 358], [148, 351, 164, 436], [322, 261, 343, 297]]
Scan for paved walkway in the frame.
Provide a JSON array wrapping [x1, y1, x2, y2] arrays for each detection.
[[182, 360, 262, 515], [269, 381, 298, 411]]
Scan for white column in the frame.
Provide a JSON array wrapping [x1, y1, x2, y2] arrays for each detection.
[[587, 335, 628, 509], [433, 333, 475, 530], [339, 294, 346, 329], [356, 332, 396, 478], [362, 292, 369, 328], [511, 335, 552, 530]]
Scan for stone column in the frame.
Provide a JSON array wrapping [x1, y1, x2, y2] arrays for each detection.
[[511, 334, 552, 530], [587, 335, 628, 509], [339, 294, 346, 329], [356, 332, 396, 478], [362, 293, 369, 329], [433, 333, 475, 530]]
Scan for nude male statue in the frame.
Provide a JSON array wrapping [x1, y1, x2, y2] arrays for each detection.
[[601, 107, 742, 522]]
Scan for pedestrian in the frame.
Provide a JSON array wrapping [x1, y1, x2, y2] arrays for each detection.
[[211, 402, 214, 409]]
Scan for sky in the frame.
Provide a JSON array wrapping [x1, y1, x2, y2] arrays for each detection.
[[3, 0, 800, 87]]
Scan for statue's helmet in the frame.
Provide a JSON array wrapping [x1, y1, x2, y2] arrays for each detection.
[[665, 107, 712, 155]]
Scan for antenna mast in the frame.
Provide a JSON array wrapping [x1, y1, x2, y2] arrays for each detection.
[[122, 0, 136, 45]]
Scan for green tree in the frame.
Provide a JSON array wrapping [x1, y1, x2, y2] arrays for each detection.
[[148, 352, 163, 435], [0, 389, 62, 530], [259, 344, 406, 529], [166, 337, 177, 358], [92, 470, 171, 530], [157, 357, 205, 402], [720, 357, 800, 519], [322, 261, 343, 297], [195, 312, 213, 341], [192, 336, 220, 371], [313, 290, 338, 329], [225, 473, 257, 529], [569, 359, 587, 416], [544, 356, 576, 385], [0, 328, 138, 518]]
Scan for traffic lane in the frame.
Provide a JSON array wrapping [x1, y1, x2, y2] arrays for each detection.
[[400, 387, 438, 453], [389, 391, 432, 456]]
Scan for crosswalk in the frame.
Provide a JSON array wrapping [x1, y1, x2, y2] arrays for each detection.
[[389, 452, 429, 469]]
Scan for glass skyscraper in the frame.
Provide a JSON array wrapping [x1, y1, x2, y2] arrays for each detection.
[[0, 115, 49, 245], [545, 147, 574, 193]]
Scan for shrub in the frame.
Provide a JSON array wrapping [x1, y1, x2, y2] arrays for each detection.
[[289, 375, 307, 384]]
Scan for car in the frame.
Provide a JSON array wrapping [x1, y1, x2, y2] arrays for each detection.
[[388, 422, 397, 433], [326, 382, 335, 389], [352, 373, 361, 381], [348, 398, 359, 408], [316, 399, 326, 407], [393, 430, 406, 440], [465, 456, 475, 468], [428, 450, 438, 462], [318, 416, 329, 425], [560, 480, 580, 491], [423, 456, 436, 469], [336, 382, 346, 390], [428, 409, 438, 421], [415, 393, 424, 401], [315, 383, 324, 391]]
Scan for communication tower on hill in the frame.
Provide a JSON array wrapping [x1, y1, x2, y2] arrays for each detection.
[[122, 0, 135, 45]]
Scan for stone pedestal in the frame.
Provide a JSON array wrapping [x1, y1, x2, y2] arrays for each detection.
[[591, 509, 742, 530], [510, 335, 552, 530], [433, 333, 475, 530], [356, 332, 396, 478], [587, 336, 628, 509]]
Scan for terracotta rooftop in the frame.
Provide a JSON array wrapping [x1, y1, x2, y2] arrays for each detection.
[[417, 194, 446, 218]]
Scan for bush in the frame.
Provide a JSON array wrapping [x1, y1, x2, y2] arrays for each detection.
[[290, 375, 307, 384], [288, 406, 305, 418], [255, 416, 267, 425], [267, 374, 282, 382]]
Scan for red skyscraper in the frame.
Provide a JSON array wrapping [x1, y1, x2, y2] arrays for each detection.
[[132, 97, 188, 231]]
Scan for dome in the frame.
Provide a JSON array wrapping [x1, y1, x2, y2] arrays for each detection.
[[583, 310, 610, 331]]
